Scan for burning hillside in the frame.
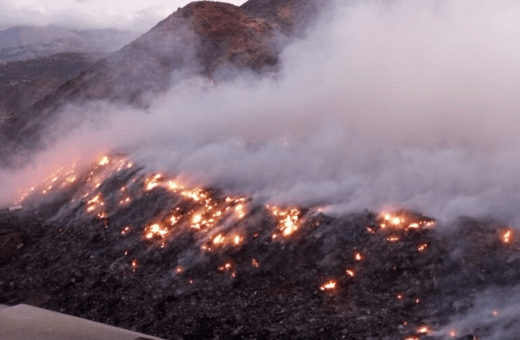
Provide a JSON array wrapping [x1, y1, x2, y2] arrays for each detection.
[[3, 0, 520, 339], [2, 154, 520, 339]]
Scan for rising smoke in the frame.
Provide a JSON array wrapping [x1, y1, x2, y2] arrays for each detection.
[[3, 0, 520, 226]]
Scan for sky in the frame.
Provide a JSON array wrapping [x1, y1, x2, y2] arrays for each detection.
[[0, 0, 247, 32]]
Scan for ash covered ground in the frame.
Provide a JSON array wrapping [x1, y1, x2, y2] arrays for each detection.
[[1, 155, 519, 340]]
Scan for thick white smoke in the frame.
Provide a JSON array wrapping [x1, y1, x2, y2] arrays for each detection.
[[434, 285, 520, 339], [3, 0, 520, 227]]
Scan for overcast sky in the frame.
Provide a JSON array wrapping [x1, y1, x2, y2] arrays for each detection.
[[0, 0, 247, 32]]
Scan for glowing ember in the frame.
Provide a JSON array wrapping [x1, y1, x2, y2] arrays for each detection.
[[396, 294, 404, 300], [145, 174, 163, 191], [213, 234, 225, 245], [218, 262, 233, 271], [320, 280, 336, 291], [417, 243, 428, 252], [501, 229, 513, 244], [387, 236, 399, 242], [346, 269, 355, 277], [98, 156, 110, 166], [145, 223, 169, 239], [119, 197, 131, 205], [267, 205, 302, 236], [354, 252, 363, 261], [131, 259, 138, 271], [235, 204, 246, 218], [417, 326, 431, 334], [233, 235, 242, 245]]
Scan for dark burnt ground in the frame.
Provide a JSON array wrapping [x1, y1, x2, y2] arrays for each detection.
[[1, 157, 519, 340]]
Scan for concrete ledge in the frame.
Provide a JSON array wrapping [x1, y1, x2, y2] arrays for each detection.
[[0, 304, 163, 340]]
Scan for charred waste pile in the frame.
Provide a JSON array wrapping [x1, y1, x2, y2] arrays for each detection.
[[1, 155, 519, 340], [2, 0, 520, 339]]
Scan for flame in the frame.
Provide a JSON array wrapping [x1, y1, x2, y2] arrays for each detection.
[[501, 229, 513, 244], [98, 156, 110, 166], [378, 211, 435, 230], [320, 280, 336, 291], [145, 173, 163, 191], [145, 223, 169, 239], [213, 234, 225, 245], [218, 262, 233, 271], [268, 205, 302, 236], [417, 326, 431, 334], [417, 243, 428, 252]]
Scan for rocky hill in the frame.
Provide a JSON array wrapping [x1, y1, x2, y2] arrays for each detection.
[[0, 0, 326, 168]]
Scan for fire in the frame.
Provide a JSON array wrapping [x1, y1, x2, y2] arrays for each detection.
[[86, 194, 104, 212], [218, 262, 233, 271], [417, 243, 428, 252], [235, 204, 246, 218], [354, 252, 363, 261], [378, 211, 435, 230], [213, 234, 225, 245], [501, 229, 513, 244], [268, 205, 302, 236], [417, 326, 431, 334], [320, 280, 336, 291], [145, 173, 163, 191], [98, 156, 110, 166], [233, 235, 242, 245], [145, 223, 169, 239], [346, 269, 355, 277]]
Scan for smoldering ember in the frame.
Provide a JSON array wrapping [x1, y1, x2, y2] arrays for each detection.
[[1, 1, 520, 340]]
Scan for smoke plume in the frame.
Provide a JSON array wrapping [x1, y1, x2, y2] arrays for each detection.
[[3, 0, 520, 227]]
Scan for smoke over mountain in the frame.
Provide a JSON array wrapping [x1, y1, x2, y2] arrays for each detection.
[[5, 0, 520, 223]]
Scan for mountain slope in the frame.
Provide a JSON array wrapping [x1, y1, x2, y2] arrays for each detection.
[[1, 1, 305, 167]]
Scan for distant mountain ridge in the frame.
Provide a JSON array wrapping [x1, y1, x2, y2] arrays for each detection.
[[0, 26, 140, 63]]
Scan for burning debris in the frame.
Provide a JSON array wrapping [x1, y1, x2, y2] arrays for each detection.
[[1, 154, 520, 339]]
